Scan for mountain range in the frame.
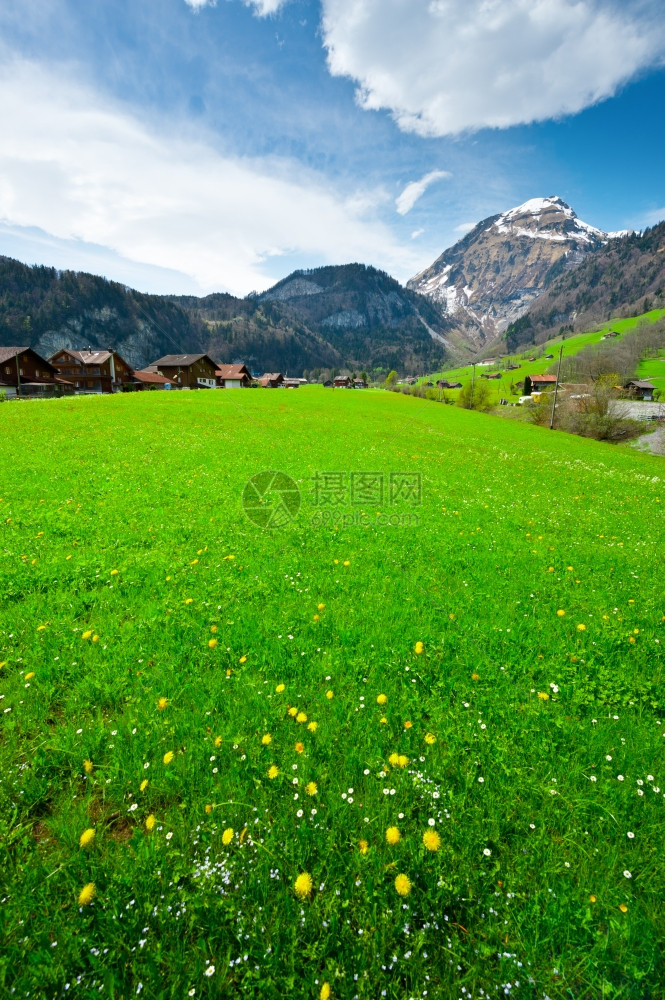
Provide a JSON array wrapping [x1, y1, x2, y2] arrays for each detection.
[[0, 196, 662, 376]]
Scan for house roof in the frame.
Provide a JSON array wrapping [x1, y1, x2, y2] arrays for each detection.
[[625, 379, 656, 389], [152, 354, 215, 367], [531, 374, 558, 383], [132, 370, 175, 385], [0, 346, 30, 364], [261, 372, 283, 380], [216, 364, 250, 379]]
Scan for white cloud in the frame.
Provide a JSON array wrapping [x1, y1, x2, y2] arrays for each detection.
[[410, 229, 424, 240], [244, 0, 291, 14], [454, 222, 476, 234], [0, 59, 419, 294], [395, 170, 450, 215], [321, 0, 665, 136], [184, 0, 216, 9]]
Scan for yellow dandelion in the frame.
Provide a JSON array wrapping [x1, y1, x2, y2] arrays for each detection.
[[185, 598, 193, 604], [276, 683, 285, 693], [388, 752, 400, 767], [307, 721, 318, 733], [214, 735, 222, 747], [79, 828, 96, 848], [205, 804, 213, 814], [294, 871, 313, 899], [145, 814, 156, 831], [222, 827, 234, 846], [313, 614, 320, 622], [239, 655, 247, 664], [288, 707, 298, 717], [423, 829, 441, 852], [380, 716, 388, 725], [404, 720, 413, 730], [320, 983, 331, 1000], [295, 742, 304, 754], [208, 638, 218, 649], [305, 781, 317, 796], [556, 610, 565, 617], [268, 765, 279, 779], [629, 636, 635, 644], [210, 625, 218, 633], [92, 635, 99, 643], [163, 751, 174, 765], [414, 641, 424, 654], [589, 894, 596, 903], [325, 690, 333, 700], [386, 826, 401, 845], [37, 624, 47, 632], [537, 691, 549, 701], [190, 559, 199, 566], [317, 603, 325, 611], [82, 630, 93, 640], [471, 672, 480, 681], [577, 623, 586, 632], [619, 903, 628, 913], [140, 779, 148, 792], [343, 560, 350, 566], [83, 759, 94, 774], [24, 671, 35, 681], [110, 569, 119, 576], [394, 873, 411, 897], [358, 839, 368, 855], [262, 733, 273, 745], [296, 711, 308, 723], [377, 693, 388, 705], [78, 882, 96, 906], [397, 755, 409, 768], [157, 696, 168, 710], [424, 733, 436, 745]]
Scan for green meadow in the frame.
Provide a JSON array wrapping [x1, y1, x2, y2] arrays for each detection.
[[421, 309, 665, 401], [1, 388, 665, 999]]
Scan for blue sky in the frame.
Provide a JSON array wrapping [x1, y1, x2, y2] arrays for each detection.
[[0, 0, 663, 295]]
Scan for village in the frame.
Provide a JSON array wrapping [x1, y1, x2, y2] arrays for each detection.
[[0, 347, 371, 399]]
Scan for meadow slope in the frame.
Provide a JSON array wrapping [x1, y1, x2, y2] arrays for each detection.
[[1, 388, 665, 1000]]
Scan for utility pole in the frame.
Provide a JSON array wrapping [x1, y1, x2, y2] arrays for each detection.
[[15, 351, 22, 399], [470, 363, 476, 409], [549, 342, 564, 430]]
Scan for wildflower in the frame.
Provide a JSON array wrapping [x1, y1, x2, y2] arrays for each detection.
[[471, 673, 480, 681], [163, 751, 174, 765], [140, 779, 148, 792], [78, 883, 95, 906], [577, 624, 586, 632], [305, 781, 318, 796], [404, 721, 412, 730], [208, 639, 218, 649], [386, 826, 401, 845], [423, 829, 441, 852], [296, 711, 308, 723], [589, 894, 596, 903], [343, 560, 350, 566], [92, 635, 99, 643], [82, 630, 93, 640], [398, 755, 409, 768], [317, 603, 325, 611], [556, 610, 565, 618], [307, 721, 318, 733], [83, 759, 94, 774], [79, 828, 96, 848], [214, 736, 222, 747], [205, 804, 213, 815], [222, 828, 234, 846], [380, 717, 388, 725], [483, 848, 491, 856], [623, 870, 632, 879], [204, 965, 215, 977], [276, 683, 285, 693], [262, 734, 273, 746], [394, 873, 411, 896], [268, 765, 279, 779], [157, 697, 168, 710], [239, 655, 247, 664], [37, 625, 47, 632], [288, 707, 298, 717], [414, 641, 424, 654], [320, 983, 331, 1000], [377, 693, 387, 705], [325, 690, 333, 700], [190, 559, 198, 566], [145, 814, 156, 831], [424, 733, 436, 745], [210, 625, 218, 633], [25, 672, 35, 681], [537, 692, 549, 701], [619, 904, 628, 913], [294, 871, 313, 899], [295, 742, 304, 754], [358, 839, 368, 855], [185, 598, 193, 604], [110, 569, 119, 576], [388, 753, 399, 767]]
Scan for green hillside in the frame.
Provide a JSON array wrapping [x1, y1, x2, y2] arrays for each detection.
[[420, 309, 665, 402], [1, 389, 664, 998]]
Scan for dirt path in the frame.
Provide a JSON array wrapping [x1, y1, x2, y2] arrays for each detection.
[[632, 424, 665, 456]]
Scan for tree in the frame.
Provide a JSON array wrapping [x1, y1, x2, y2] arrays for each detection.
[[457, 380, 492, 411], [385, 370, 398, 388]]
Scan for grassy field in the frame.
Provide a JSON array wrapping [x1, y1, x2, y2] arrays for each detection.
[[420, 310, 665, 402], [1, 387, 665, 1000]]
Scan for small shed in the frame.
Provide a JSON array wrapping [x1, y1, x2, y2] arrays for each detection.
[[623, 379, 656, 401]]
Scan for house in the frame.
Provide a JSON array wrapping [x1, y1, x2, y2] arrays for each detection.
[[131, 370, 176, 390], [149, 354, 218, 389], [481, 372, 501, 380], [353, 378, 367, 388], [259, 372, 284, 388], [623, 379, 656, 401], [0, 346, 74, 398], [49, 348, 134, 393], [436, 379, 462, 389], [530, 375, 558, 391], [603, 331, 621, 339], [215, 364, 252, 388], [544, 354, 554, 360], [323, 379, 334, 387], [333, 376, 353, 388], [506, 364, 521, 370], [283, 379, 300, 389]]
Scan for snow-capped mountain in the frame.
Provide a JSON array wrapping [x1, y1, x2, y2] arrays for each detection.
[[407, 196, 624, 347]]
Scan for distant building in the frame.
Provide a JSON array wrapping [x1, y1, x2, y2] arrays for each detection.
[[283, 379, 300, 389], [353, 378, 367, 388], [603, 331, 621, 339], [623, 379, 656, 401], [49, 348, 134, 393], [259, 373, 284, 388], [530, 375, 558, 391], [0, 346, 74, 398], [333, 376, 353, 388], [436, 379, 462, 389], [131, 370, 176, 390], [215, 364, 252, 388], [148, 354, 218, 389]]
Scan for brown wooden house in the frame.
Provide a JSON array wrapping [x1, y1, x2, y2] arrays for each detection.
[[148, 354, 218, 389], [215, 364, 252, 388], [49, 349, 134, 393], [259, 372, 284, 388], [0, 346, 74, 398], [131, 370, 176, 390], [623, 379, 656, 401]]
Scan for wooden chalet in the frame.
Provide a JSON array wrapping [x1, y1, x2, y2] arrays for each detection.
[[0, 346, 74, 398], [333, 375, 353, 388], [148, 354, 218, 389], [131, 370, 176, 390], [623, 379, 656, 401], [49, 348, 134, 393], [353, 378, 367, 388], [259, 373, 284, 388], [436, 379, 462, 389], [530, 375, 558, 391], [283, 378, 300, 389], [216, 364, 252, 388]]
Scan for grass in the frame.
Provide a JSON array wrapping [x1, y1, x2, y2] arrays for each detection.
[[420, 310, 665, 403], [1, 387, 665, 999]]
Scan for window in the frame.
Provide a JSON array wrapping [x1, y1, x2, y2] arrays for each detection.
[[4, 366, 9, 374], [87, 380, 94, 388]]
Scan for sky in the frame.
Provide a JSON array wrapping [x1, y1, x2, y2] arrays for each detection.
[[0, 0, 664, 296]]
